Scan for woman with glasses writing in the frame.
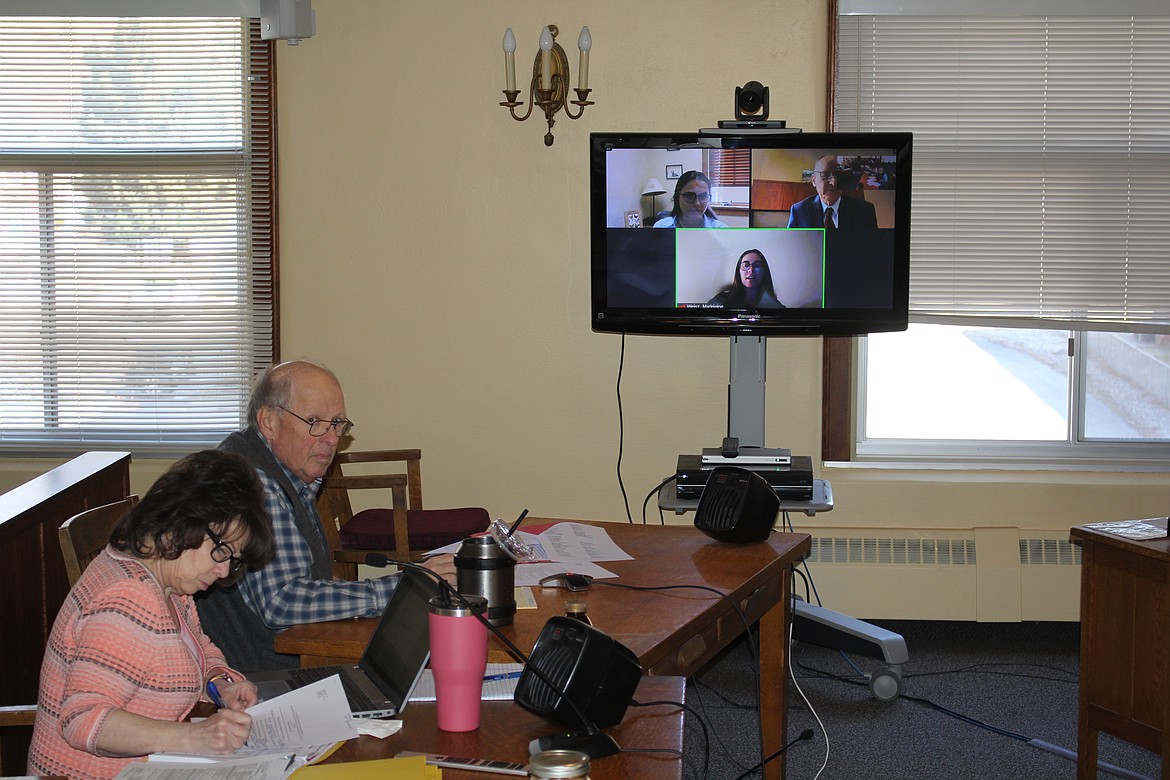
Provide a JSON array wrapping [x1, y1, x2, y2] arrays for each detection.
[[653, 170, 729, 228], [28, 450, 274, 780]]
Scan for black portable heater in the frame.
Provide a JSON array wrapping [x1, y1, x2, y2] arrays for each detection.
[[513, 616, 641, 730], [693, 466, 781, 543]]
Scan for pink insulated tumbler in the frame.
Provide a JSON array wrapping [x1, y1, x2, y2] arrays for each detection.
[[427, 593, 489, 732]]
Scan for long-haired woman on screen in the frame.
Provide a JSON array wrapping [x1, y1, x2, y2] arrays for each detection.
[[708, 249, 785, 308]]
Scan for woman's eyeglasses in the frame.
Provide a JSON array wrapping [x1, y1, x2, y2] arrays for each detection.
[[206, 528, 244, 574], [680, 191, 712, 204]]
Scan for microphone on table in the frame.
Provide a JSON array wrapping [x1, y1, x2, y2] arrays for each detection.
[[363, 552, 622, 758], [731, 728, 815, 780]]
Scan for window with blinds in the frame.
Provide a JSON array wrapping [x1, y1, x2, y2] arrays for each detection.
[[828, 3, 1170, 463], [707, 148, 751, 188], [0, 17, 276, 456], [836, 10, 1170, 331]]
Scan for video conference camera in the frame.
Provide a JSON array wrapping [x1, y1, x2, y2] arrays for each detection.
[[735, 80, 770, 121], [709, 81, 793, 132]]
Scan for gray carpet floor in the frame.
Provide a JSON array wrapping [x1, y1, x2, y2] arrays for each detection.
[[681, 619, 1162, 780]]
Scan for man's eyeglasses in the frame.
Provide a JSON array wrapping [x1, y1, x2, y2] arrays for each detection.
[[278, 405, 354, 437], [680, 191, 712, 204], [206, 528, 243, 574], [812, 171, 839, 180]]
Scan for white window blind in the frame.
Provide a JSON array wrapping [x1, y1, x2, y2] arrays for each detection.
[[836, 10, 1170, 332], [0, 17, 275, 456], [708, 148, 751, 188]]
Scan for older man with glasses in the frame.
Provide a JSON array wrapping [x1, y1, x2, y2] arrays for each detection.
[[787, 154, 879, 232], [196, 359, 455, 671]]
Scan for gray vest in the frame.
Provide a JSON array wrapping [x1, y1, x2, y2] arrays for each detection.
[[194, 427, 333, 671]]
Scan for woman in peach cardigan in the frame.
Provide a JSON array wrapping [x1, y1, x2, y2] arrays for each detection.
[[28, 450, 275, 780]]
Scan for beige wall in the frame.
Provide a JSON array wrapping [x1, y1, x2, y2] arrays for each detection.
[[3, 0, 1168, 620]]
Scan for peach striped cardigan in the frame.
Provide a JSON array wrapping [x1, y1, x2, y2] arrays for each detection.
[[28, 547, 238, 780]]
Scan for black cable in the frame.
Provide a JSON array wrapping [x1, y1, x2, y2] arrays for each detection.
[[630, 697, 709, 779], [642, 475, 675, 525], [790, 565, 811, 603], [903, 662, 1078, 684], [796, 651, 1151, 780], [615, 333, 633, 523], [730, 729, 816, 780], [773, 524, 823, 607], [687, 673, 757, 777], [793, 655, 1032, 741], [688, 673, 757, 710], [592, 580, 765, 775]]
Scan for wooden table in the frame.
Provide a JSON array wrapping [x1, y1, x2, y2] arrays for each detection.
[[1071, 523, 1170, 780], [277, 520, 810, 780], [324, 676, 684, 779]]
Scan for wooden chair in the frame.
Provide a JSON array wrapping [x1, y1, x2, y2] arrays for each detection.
[[58, 495, 140, 586], [316, 449, 489, 580]]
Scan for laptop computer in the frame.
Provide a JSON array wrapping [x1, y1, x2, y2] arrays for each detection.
[[248, 567, 437, 718]]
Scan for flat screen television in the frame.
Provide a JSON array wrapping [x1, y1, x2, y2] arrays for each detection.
[[589, 131, 912, 337]]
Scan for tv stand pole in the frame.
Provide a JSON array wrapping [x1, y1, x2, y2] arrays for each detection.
[[728, 335, 766, 448], [723, 335, 909, 700]]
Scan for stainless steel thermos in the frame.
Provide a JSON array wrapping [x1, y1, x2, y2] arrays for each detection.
[[454, 535, 516, 626]]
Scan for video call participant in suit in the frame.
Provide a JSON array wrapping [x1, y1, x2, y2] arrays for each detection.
[[653, 170, 730, 228], [195, 359, 456, 671], [28, 451, 274, 780], [707, 249, 786, 308], [787, 155, 879, 231]]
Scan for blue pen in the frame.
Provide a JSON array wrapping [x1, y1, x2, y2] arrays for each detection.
[[206, 679, 226, 709], [483, 671, 523, 682]]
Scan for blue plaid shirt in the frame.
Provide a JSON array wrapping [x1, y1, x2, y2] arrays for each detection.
[[237, 452, 398, 628]]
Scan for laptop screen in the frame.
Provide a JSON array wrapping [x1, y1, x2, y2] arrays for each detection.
[[360, 567, 439, 706]]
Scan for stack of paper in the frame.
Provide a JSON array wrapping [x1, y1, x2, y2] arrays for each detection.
[[119, 755, 439, 780], [410, 662, 524, 702], [1084, 518, 1168, 540], [134, 675, 356, 779], [429, 521, 634, 587]]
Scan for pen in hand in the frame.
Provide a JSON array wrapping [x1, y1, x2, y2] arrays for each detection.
[[206, 679, 226, 709]]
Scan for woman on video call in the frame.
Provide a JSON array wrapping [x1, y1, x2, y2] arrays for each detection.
[[708, 249, 785, 308], [653, 170, 729, 228]]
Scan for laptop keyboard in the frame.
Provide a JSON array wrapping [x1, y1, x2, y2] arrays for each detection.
[[286, 665, 381, 713]]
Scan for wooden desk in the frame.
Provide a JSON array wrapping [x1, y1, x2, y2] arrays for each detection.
[[277, 520, 810, 780], [1071, 524, 1170, 780], [325, 676, 684, 779]]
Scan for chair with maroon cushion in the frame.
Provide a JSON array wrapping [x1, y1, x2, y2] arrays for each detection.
[[315, 449, 489, 580]]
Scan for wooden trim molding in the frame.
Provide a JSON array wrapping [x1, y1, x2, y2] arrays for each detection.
[[821, 336, 853, 461]]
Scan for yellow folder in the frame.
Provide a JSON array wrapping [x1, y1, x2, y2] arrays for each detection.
[[290, 754, 441, 779]]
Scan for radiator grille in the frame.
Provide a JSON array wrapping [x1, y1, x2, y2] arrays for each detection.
[[1019, 538, 1082, 566], [807, 537, 977, 565]]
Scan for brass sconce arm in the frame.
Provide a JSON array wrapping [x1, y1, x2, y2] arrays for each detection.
[[500, 24, 593, 147]]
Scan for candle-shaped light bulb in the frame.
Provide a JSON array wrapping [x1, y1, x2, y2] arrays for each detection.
[[577, 26, 591, 92], [539, 26, 553, 90], [502, 28, 517, 92]]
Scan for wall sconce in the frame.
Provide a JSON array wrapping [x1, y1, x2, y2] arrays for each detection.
[[500, 25, 593, 147]]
